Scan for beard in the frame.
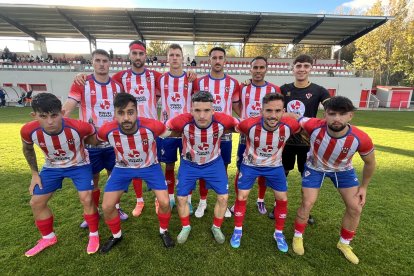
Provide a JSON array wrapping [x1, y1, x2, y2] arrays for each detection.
[[328, 123, 347, 132]]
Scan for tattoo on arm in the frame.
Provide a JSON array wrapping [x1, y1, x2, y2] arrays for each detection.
[[22, 141, 39, 173]]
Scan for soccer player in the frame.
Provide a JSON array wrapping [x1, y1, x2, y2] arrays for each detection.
[[291, 96, 375, 264], [63, 49, 128, 228], [193, 47, 240, 218], [21, 93, 100, 256], [98, 93, 174, 253], [234, 56, 281, 215], [157, 43, 196, 211], [269, 54, 330, 221], [165, 91, 239, 244], [230, 93, 299, 252]]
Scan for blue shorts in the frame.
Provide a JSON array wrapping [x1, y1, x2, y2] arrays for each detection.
[[157, 137, 182, 164], [34, 165, 94, 195], [236, 139, 246, 170], [238, 163, 287, 192], [105, 164, 167, 192], [302, 166, 359, 189], [87, 147, 115, 174], [220, 140, 232, 165], [176, 157, 228, 196]]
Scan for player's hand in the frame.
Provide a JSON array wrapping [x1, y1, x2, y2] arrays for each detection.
[[243, 78, 252, 86], [187, 70, 197, 82], [74, 73, 88, 85], [29, 174, 42, 195], [355, 186, 367, 206]]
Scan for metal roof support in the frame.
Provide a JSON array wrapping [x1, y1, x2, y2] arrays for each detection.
[[338, 18, 388, 46], [56, 8, 96, 48], [242, 14, 262, 44], [126, 11, 145, 42], [0, 13, 45, 41], [292, 16, 325, 45]]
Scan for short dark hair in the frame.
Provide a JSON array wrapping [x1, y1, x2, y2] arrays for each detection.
[[209, 47, 226, 57], [31, 93, 61, 113], [92, 49, 110, 59], [262, 93, 285, 105], [114, 93, 137, 110], [168, 43, 183, 54], [251, 56, 267, 66], [192, 91, 214, 103], [128, 40, 146, 49], [293, 54, 313, 65], [324, 96, 356, 112]]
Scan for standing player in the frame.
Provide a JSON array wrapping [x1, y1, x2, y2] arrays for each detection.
[[98, 93, 174, 253], [291, 96, 375, 264], [269, 54, 330, 221], [157, 44, 195, 211], [193, 47, 240, 218], [166, 91, 239, 244], [234, 56, 281, 215], [21, 93, 100, 256], [230, 93, 300, 252], [63, 49, 128, 228]]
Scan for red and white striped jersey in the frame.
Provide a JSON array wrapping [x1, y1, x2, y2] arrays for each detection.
[[97, 118, 166, 168], [112, 69, 161, 119], [236, 116, 300, 167], [240, 82, 281, 119], [299, 117, 374, 172], [166, 112, 239, 165], [158, 72, 194, 122], [68, 74, 123, 127], [195, 74, 240, 115], [20, 118, 94, 168]]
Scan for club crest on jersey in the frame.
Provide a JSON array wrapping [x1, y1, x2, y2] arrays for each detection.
[[127, 149, 144, 163], [245, 93, 250, 98], [115, 141, 121, 147], [286, 91, 291, 96], [196, 142, 210, 155], [184, 84, 188, 90], [306, 93, 312, 99], [133, 85, 145, 95], [213, 133, 219, 139], [287, 100, 305, 116], [315, 139, 321, 145], [279, 136, 285, 142], [341, 147, 350, 154], [146, 77, 151, 83], [67, 138, 75, 145], [100, 99, 111, 110], [39, 142, 46, 147], [259, 145, 273, 157], [225, 86, 230, 93], [214, 94, 222, 105], [142, 139, 149, 145], [254, 137, 260, 142], [251, 101, 261, 111], [90, 90, 96, 95]]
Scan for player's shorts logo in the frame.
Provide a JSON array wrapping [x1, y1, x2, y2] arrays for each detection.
[[171, 92, 181, 102], [128, 149, 140, 158], [304, 170, 311, 177], [53, 149, 66, 156], [287, 100, 305, 116], [100, 99, 111, 110]]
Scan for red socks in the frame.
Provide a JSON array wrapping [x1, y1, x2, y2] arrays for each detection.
[[199, 179, 208, 200], [213, 217, 224, 228], [294, 219, 307, 235], [234, 171, 239, 195], [233, 199, 247, 227], [274, 200, 287, 231], [132, 178, 143, 198], [340, 227, 355, 242], [157, 212, 171, 229], [35, 216, 54, 236], [180, 215, 190, 227], [165, 167, 175, 195], [92, 189, 100, 208], [105, 216, 121, 235], [84, 212, 99, 233]]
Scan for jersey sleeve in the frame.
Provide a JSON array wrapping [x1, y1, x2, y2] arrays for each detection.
[[20, 121, 37, 144], [280, 116, 301, 134], [215, 112, 239, 129], [298, 117, 325, 135], [319, 86, 331, 104], [111, 70, 124, 85], [140, 118, 167, 138], [232, 80, 241, 103], [155, 73, 163, 97], [166, 113, 193, 132], [97, 122, 114, 142], [76, 120, 95, 138], [353, 127, 374, 156], [193, 78, 201, 92], [68, 82, 84, 102], [235, 117, 256, 134]]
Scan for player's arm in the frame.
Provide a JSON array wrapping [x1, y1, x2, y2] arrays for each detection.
[[22, 141, 42, 195], [282, 112, 301, 120], [186, 70, 197, 82], [356, 151, 376, 206], [74, 73, 88, 86], [232, 101, 241, 117], [62, 98, 78, 117], [84, 133, 98, 145]]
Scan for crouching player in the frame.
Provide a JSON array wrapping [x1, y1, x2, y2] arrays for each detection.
[[21, 93, 100, 257], [98, 93, 174, 253], [166, 91, 239, 244], [230, 93, 300, 252], [291, 96, 376, 264]]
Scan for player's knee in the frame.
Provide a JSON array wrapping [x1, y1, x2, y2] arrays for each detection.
[[101, 201, 116, 214], [157, 197, 170, 210], [78, 192, 93, 207], [347, 204, 362, 218], [217, 195, 228, 206], [301, 198, 315, 212], [29, 197, 47, 210]]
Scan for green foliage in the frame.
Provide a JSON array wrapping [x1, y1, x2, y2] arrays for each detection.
[[147, 41, 170, 57], [243, 43, 281, 58], [196, 43, 240, 57], [1, 107, 413, 274]]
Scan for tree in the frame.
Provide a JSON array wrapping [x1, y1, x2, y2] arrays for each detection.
[[243, 43, 281, 58], [196, 43, 239, 57], [146, 41, 170, 56]]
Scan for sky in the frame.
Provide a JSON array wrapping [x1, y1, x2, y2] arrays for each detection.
[[0, 0, 385, 54]]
